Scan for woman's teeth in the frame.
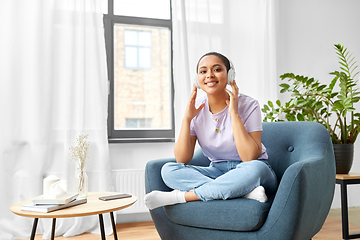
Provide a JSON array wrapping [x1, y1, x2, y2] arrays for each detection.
[[206, 82, 218, 87]]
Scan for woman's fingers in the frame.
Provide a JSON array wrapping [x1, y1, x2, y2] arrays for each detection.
[[226, 80, 239, 114], [185, 84, 204, 120], [192, 84, 197, 93], [229, 80, 238, 95], [189, 85, 197, 103], [197, 103, 205, 111], [225, 88, 233, 98]]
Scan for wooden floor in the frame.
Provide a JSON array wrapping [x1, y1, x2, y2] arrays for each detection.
[[19, 216, 360, 240], [313, 217, 360, 240], [22, 222, 161, 240]]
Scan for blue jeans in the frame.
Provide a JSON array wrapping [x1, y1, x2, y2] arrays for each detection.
[[161, 160, 278, 201]]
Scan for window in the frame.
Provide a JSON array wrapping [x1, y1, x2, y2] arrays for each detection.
[[126, 118, 152, 128], [124, 30, 152, 70], [104, 0, 174, 142]]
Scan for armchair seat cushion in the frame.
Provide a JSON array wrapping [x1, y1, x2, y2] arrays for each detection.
[[164, 194, 274, 231]]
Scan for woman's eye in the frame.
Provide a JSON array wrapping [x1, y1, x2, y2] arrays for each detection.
[[214, 68, 222, 72], [200, 70, 206, 74]]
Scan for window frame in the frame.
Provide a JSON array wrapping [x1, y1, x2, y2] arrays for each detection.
[[104, 0, 175, 143]]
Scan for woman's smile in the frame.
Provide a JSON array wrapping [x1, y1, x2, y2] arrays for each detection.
[[205, 80, 219, 87]]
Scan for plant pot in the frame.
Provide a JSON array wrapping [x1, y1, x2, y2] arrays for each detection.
[[333, 144, 354, 174]]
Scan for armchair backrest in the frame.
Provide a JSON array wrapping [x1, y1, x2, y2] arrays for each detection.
[[262, 121, 334, 180], [190, 121, 334, 181]]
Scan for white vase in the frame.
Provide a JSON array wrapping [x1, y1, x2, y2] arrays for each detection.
[[75, 167, 88, 198]]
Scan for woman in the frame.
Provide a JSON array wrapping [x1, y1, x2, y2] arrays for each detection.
[[145, 52, 278, 210]]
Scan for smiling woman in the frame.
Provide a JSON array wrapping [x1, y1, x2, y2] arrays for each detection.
[[144, 52, 277, 210]]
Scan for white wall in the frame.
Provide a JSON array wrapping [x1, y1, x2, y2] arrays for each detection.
[[109, 142, 174, 222], [276, 0, 360, 208], [109, 142, 174, 170], [110, 0, 360, 223]]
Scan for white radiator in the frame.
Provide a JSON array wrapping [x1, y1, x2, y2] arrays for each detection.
[[112, 169, 148, 214]]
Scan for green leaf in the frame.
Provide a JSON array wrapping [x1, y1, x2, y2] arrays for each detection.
[[297, 113, 305, 121], [286, 113, 296, 121], [307, 114, 314, 121], [279, 83, 290, 89], [332, 101, 343, 110], [342, 110, 348, 117], [329, 76, 338, 91], [317, 85, 327, 91], [268, 101, 273, 108], [307, 78, 314, 85], [280, 73, 295, 80]]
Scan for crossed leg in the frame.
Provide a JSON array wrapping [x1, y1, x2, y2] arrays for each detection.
[[144, 161, 273, 210]]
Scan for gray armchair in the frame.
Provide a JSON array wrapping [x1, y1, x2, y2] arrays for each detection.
[[145, 122, 336, 240]]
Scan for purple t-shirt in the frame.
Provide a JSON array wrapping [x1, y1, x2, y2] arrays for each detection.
[[190, 93, 268, 162]]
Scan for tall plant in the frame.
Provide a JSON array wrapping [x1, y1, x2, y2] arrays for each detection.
[[262, 44, 360, 144]]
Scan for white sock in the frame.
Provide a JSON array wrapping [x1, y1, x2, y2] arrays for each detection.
[[144, 190, 186, 210], [243, 186, 268, 203]]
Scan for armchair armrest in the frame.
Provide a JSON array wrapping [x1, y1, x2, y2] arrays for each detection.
[[145, 158, 175, 194], [258, 143, 336, 240], [145, 149, 210, 194]]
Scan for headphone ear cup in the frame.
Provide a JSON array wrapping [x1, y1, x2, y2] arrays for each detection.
[[194, 74, 200, 88], [227, 69, 235, 84], [227, 61, 236, 84]]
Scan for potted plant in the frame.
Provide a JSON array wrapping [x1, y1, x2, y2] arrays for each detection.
[[262, 44, 359, 174]]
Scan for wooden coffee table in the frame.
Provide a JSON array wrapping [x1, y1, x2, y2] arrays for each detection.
[[10, 192, 137, 240]]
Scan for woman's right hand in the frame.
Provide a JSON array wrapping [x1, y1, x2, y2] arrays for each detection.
[[174, 85, 202, 164], [184, 85, 205, 121]]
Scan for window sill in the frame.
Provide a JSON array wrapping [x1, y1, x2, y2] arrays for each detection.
[[108, 138, 175, 144]]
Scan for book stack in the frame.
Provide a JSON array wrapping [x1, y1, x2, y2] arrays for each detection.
[[21, 193, 87, 213]]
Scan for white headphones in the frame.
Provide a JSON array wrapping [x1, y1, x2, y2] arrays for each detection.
[[194, 59, 236, 89]]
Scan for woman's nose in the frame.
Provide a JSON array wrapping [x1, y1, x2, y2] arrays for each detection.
[[206, 71, 214, 78]]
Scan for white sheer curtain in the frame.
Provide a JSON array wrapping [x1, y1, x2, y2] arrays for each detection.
[[172, 0, 278, 139], [0, 0, 114, 239]]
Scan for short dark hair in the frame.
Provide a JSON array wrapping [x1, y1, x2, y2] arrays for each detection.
[[196, 52, 231, 73]]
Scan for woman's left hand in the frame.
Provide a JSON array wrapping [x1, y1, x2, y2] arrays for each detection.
[[225, 80, 239, 116]]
